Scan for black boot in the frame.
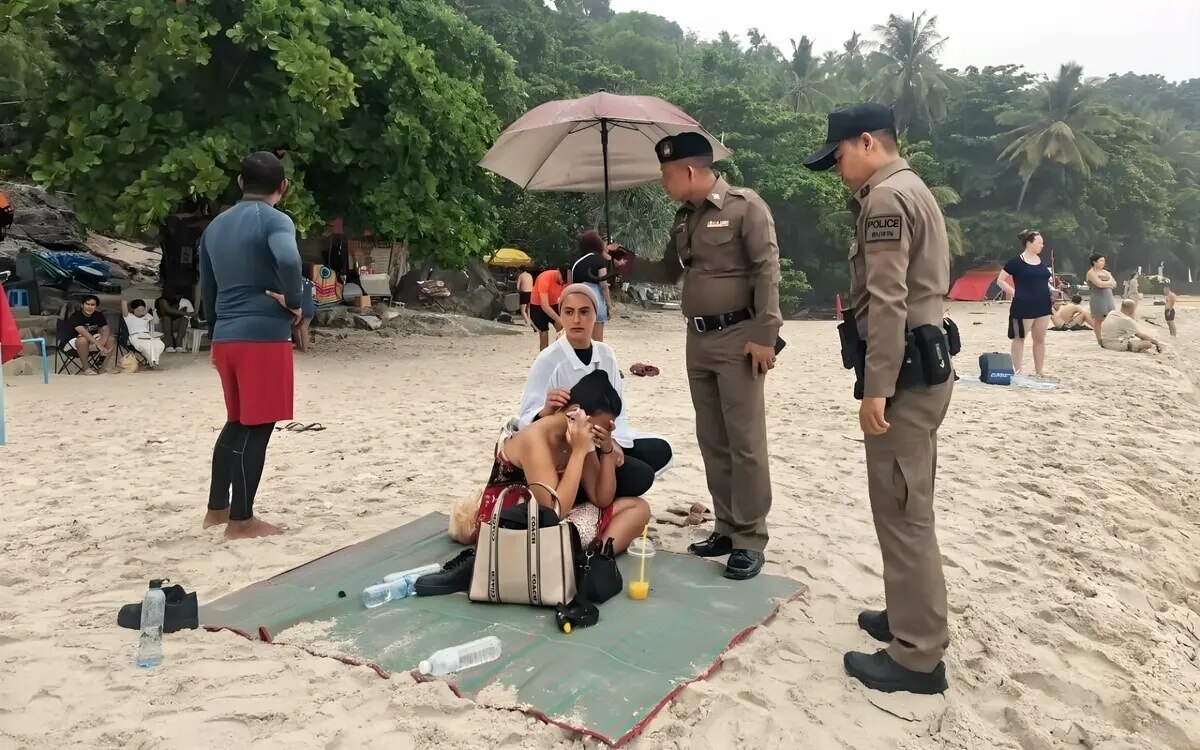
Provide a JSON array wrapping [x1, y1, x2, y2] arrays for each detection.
[[413, 549, 475, 596], [117, 585, 199, 633], [687, 532, 733, 558], [843, 650, 948, 695], [858, 609, 894, 642], [723, 549, 765, 580]]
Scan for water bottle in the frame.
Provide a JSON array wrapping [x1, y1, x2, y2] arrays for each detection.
[[136, 579, 167, 668], [382, 563, 441, 583], [418, 636, 502, 676]]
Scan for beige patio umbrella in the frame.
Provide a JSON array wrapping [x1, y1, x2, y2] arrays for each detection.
[[479, 91, 731, 237]]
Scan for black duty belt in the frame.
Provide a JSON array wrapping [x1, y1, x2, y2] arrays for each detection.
[[690, 307, 753, 333]]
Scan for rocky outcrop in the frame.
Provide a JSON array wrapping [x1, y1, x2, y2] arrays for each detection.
[[397, 257, 505, 319], [0, 181, 89, 250]]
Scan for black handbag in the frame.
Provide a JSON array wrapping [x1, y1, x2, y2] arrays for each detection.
[[576, 537, 623, 605]]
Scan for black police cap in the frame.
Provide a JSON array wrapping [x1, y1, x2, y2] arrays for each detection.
[[655, 132, 714, 164], [802, 103, 897, 172]]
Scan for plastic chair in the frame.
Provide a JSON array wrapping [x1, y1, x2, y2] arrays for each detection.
[[19, 338, 49, 384], [6, 289, 28, 308]]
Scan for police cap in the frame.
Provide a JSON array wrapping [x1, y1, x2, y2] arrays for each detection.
[[802, 103, 897, 172], [655, 132, 714, 164]]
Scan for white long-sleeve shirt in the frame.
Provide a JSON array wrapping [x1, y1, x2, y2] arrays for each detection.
[[517, 335, 649, 448]]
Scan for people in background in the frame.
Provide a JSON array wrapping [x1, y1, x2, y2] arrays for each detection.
[[155, 289, 194, 352], [1164, 284, 1177, 337], [996, 229, 1052, 376], [1100, 299, 1163, 353], [570, 230, 615, 342], [293, 276, 314, 352], [517, 283, 673, 499], [1086, 254, 1117, 346], [1123, 272, 1141, 303], [1050, 295, 1092, 331], [530, 266, 568, 351], [121, 298, 165, 367], [516, 266, 534, 330], [65, 294, 115, 375]]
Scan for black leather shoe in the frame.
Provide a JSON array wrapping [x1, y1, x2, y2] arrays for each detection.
[[413, 549, 475, 596], [117, 585, 199, 633], [858, 609, 894, 642], [687, 532, 733, 558], [843, 650, 948, 695], [723, 549, 765, 580]]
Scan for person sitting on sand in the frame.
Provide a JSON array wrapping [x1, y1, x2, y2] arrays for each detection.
[[423, 370, 653, 596], [517, 283, 672, 498], [1100, 299, 1163, 353], [1051, 295, 1092, 330], [121, 298, 165, 368]]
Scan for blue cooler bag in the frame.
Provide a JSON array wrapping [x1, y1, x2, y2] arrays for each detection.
[[979, 352, 1014, 385]]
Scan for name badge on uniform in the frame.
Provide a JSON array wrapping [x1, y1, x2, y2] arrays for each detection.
[[864, 214, 903, 243], [706, 220, 729, 228]]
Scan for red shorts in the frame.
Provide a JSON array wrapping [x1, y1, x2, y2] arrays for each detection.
[[212, 342, 294, 426]]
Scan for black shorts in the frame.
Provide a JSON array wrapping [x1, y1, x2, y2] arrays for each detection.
[[531, 304, 559, 332], [1165, 308, 1176, 322]]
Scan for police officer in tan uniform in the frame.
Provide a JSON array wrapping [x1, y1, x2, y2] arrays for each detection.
[[804, 104, 955, 694], [610, 132, 782, 580]]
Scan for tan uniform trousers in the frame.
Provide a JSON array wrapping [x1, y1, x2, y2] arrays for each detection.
[[686, 324, 771, 551], [863, 379, 953, 672]]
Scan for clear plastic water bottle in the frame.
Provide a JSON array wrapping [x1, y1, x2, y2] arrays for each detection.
[[136, 579, 167, 668], [418, 636, 502, 676], [382, 563, 441, 583]]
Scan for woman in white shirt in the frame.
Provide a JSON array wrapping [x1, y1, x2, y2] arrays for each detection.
[[121, 298, 165, 367], [517, 283, 672, 497]]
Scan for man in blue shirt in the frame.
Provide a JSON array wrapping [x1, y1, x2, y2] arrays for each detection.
[[199, 151, 303, 540]]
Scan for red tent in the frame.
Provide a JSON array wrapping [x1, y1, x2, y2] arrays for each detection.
[[949, 267, 1003, 301]]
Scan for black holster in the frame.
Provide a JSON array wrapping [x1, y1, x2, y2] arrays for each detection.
[[839, 309, 959, 398]]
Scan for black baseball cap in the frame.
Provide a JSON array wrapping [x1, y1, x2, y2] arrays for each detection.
[[802, 103, 897, 172]]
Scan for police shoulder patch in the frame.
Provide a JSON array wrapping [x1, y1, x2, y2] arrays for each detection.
[[864, 214, 903, 244]]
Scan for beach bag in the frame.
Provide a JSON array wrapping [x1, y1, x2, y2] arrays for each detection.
[[979, 352, 1014, 385], [469, 483, 577, 607], [118, 352, 139, 373]]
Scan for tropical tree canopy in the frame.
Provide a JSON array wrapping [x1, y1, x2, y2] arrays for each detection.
[[2, 1, 1198, 287]]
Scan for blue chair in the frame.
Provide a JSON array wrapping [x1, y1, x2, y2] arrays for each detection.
[[6, 288, 28, 308], [20, 338, 49, 384]]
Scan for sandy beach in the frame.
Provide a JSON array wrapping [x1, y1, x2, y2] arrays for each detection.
[[1, 301, 1198, 749]]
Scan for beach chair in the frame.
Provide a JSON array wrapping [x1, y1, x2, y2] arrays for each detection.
[[53, 318, 104, 374]]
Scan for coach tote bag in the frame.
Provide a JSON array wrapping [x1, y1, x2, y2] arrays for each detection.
[[468, 483, 577, 607]]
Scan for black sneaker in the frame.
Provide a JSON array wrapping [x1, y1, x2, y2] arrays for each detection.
[[687, 532, 733, 558], [858, 609, 894, 642], [413, 549, 475, 596], [117, 585, 199, 633], [843, 650, 949, 695]]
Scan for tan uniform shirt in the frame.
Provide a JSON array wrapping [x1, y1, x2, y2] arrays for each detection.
[[849, 159, 950, 399], [638, 178, 782, 347]]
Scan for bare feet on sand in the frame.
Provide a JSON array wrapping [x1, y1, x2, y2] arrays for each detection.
[[202, 509, 230, 528], [224, 518, 284, 540]]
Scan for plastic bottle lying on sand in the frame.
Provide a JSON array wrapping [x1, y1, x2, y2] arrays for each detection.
[[362, 564, 443, 608], [418, 636, 502, 676]]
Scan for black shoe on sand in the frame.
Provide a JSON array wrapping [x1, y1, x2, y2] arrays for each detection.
[[723, 549, 765, 580], [413, 549, 475, 596], [858, 609, 894, 642], [117, 585, 199, 633], [843, 650, 949, 695], [687, 532, 733, 558]]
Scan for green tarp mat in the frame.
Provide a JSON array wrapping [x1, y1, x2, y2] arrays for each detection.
[[200, 512, 807, 747]]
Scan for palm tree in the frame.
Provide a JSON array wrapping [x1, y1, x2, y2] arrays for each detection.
[[837, 31, 874, 86], [997, 62, 1118, 209], [863, 12, 953, 136], [1142, 109, 1200, 178], [587, 185, 676, 259], [782, 36, 834, 113]]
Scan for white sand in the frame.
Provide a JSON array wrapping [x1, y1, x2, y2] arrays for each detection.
[[1, 303, 1198, 749]]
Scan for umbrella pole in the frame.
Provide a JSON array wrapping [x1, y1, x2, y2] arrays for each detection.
[[601, 118, 611, 242]]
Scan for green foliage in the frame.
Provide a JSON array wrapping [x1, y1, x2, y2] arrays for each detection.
[[5, 1, 1199, 288], [3, 0, 523, 268], [779, 258, 812, 317]]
